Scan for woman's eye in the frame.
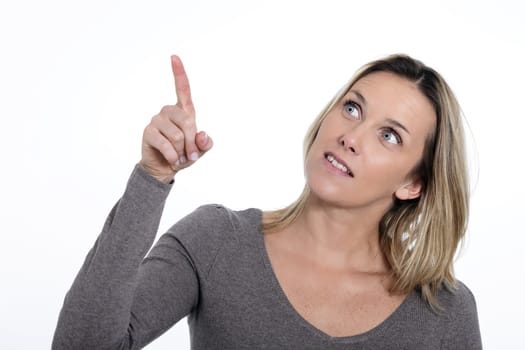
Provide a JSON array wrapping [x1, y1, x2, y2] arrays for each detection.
[[343, 101, 360, 119], [381, 128, 402, 145]]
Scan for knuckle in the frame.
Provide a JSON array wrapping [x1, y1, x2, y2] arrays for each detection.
[[160, 105, 180, 117], [159, 139, 173, 153], [150, 113, 166, 126], [150, 114, 162, 124], [143, 124, 155, 138], [171, 129, 184, 143], [181, 117, 194, 129], [160, 105, 173, 114]]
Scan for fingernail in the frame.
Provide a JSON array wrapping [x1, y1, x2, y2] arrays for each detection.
[[190, 152, 199, 161], [202, 132, 208, 142], [180, 156, 187, 164], [175, 159, 181, 167]]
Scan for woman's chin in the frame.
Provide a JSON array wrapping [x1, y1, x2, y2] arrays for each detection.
[[306, 181, 354, 208]]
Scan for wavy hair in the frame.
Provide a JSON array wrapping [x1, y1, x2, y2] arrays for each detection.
[[263, 54, 469, 309]]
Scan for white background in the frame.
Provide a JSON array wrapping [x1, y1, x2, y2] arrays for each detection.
[[1, 0, 524, 348]]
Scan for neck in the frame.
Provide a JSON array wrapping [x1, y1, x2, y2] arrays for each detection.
[[288, 194, 391, 273]]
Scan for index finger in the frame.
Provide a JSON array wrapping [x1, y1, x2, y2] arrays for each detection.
[[171, 55, 195, 116]]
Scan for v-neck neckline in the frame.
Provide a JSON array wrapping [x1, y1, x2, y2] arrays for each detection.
[[252, 208, 416, 344]]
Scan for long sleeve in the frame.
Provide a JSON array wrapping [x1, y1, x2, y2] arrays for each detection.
[[52, 165, 199, 350]]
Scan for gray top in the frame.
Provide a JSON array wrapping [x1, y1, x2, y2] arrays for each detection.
[[52, 165, 482, 349]]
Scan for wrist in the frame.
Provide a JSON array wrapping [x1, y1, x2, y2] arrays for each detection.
[[138, 162, 176, 184]]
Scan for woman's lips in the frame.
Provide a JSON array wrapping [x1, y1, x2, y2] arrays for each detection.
[[324, 152, 354, 177]]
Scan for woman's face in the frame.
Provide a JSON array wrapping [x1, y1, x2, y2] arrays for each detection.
[[305, 71, 436, 212]]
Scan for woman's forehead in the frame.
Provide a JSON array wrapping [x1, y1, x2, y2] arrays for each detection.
[[351, 71, 417, 94], [350, 73, 430, 110]]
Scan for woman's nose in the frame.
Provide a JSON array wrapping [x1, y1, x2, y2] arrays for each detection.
[[338, 128, 362, 155]]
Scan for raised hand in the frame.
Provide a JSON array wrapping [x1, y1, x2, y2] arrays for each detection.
[[139, 55, 213, 183]]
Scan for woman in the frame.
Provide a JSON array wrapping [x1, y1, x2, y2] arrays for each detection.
[[53, 54, 482, 349]]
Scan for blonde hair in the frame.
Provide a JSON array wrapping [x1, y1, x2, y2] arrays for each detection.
[[263, 54, 469, 309]]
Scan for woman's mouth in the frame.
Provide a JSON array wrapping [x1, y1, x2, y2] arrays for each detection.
[[324, 153, 354, 177]]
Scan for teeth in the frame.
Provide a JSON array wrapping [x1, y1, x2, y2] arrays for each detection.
[[326, 154, 349, 173]]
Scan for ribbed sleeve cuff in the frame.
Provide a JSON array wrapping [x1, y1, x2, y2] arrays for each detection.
[[125, 164, 174, 202]]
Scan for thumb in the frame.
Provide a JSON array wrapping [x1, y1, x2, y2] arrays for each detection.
[[196, 131, 213, 153]]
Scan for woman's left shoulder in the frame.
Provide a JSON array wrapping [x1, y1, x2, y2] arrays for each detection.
[[437, 279, 478, 315], [436, 280, 482, 349]]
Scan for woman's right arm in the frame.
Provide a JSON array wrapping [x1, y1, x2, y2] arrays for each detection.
[[52, 56, 213, 349]]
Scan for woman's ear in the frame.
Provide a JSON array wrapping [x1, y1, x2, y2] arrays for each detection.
[[395, 178, 422, 200]]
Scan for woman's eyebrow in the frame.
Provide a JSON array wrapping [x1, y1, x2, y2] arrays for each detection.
[[349, 90, 367, 108], [386, 118, 410, 134]]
